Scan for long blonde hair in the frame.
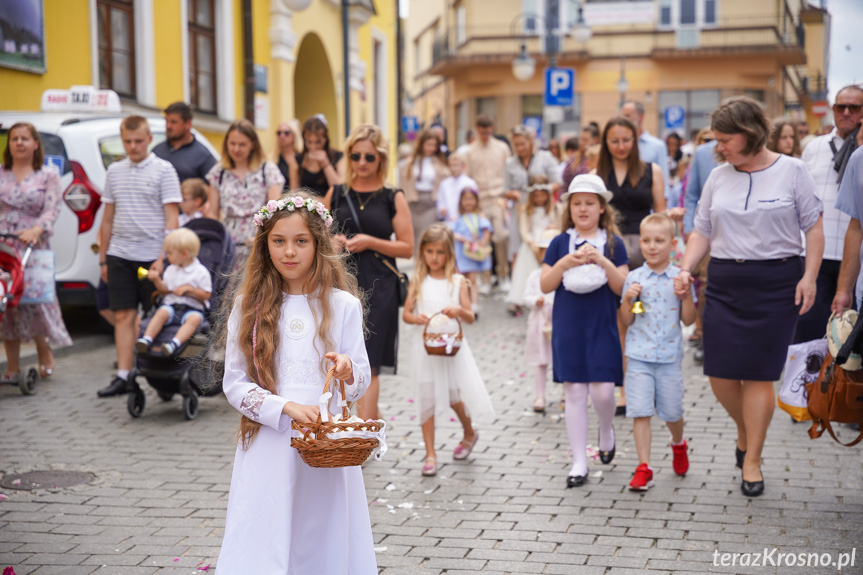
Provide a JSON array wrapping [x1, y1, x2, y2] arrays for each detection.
[[410, 224, 457, 304], [220, 189, 360, 449]]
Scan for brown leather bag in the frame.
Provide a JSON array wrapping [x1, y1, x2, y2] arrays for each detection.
[[806, 353, 863, 446]]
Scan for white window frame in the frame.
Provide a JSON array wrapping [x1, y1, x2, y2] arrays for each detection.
[[214, 0, 236, 120], [657, 0, 719, 30], [455, 3, 466, 46], [371, 27, 389, 136]]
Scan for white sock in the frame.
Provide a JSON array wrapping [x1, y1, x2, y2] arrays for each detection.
[[535, 366, 547, 401], [671, 438, 686, 446], [171, 338, 181, 348], [117, 369, 129, 380], [141, 335, 153, 343], [564, 383, 589, 477]]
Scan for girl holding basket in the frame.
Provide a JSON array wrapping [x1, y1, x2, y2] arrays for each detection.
[[216, 191, 376, 573], [404, 225, 495, 477]]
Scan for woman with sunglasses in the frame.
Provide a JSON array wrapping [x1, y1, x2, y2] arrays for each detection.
[[325, 124, 415, 421], [400, 129, 450, 247], [298, 115, 345, 197], [274, 119, 302, 190]]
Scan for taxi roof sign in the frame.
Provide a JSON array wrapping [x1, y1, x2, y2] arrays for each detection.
[[41, 86, 122, 113]]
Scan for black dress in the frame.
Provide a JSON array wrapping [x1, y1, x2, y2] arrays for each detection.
[[298, 151, 344, 197], [331, 186, 401, 372], [606, 163, 654, 235]]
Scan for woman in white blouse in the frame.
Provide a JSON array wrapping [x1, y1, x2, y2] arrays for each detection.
[[400, 129, 450, 245], [677, 97, 824, 498]]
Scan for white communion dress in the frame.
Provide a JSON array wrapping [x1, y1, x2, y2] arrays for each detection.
[[410, 274, 495, 424], [217, 290, 377, 575], [507, 206, 552, 305]]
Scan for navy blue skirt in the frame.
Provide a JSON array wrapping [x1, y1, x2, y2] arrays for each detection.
[[703, 257, 803, 381]]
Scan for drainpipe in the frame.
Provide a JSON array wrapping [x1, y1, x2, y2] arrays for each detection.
[[242, 0, 255, 122], [342, 0, 351, 138], [396, 0, 403, 143]]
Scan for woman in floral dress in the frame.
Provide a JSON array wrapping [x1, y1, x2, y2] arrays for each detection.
[[206, 119, 285, 272], [0, 123, 72, 382]]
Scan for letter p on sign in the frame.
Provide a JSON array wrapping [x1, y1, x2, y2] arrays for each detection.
[[544, 68, 575, 107]]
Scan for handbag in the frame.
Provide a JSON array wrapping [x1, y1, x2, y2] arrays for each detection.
[[340, 186, 408, 306], [21, 249, 56, 305], [806, 353, 863, 446], [461, 214, 492, 262], [777, 338, 828, 422]]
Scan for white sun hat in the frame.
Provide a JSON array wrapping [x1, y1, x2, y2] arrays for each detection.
[[560, 174, 614, 204]]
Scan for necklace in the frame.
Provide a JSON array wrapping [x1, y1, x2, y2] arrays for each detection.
[[355, 190, 377, 211]]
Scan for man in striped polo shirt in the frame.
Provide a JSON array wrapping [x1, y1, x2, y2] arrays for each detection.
[[97, 116, 181, 398]]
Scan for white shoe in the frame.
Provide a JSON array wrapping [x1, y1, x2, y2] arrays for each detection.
[[478, 282, 491, 296], [471, 303, 480, 314], [498, 278, 512, 293]]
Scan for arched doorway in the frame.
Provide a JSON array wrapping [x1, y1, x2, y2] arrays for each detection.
[[294, 33, 340, 144]]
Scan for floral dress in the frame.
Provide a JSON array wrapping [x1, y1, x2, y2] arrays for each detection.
[[206, 162, 285, 272], [0, 166, 72, 347]]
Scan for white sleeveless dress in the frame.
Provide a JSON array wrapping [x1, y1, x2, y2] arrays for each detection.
[[410, 275, 496, 424]]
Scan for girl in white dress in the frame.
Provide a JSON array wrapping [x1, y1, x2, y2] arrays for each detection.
[[507, 179, 557, 312], [403, 225, 495, 476], [522, 229, 559, 413], [216, 191, 377, 574]]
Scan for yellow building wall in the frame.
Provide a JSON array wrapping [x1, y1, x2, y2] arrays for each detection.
[[153, 1, 184, 107], [0, 0, 92, 111]]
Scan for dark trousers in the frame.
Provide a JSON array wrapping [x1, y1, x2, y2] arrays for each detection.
[[793, 259, 850, 344]]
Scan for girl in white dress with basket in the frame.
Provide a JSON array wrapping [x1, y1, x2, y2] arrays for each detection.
[[216, 191, 381, 574], [404, 225, 495, 476]]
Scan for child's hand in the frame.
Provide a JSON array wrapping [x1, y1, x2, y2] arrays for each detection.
[[624, 283, 642, 304], [536, 297, 544, 308], [173, 284, 191, 296], [579, 243, 602, 264], [324, 352, 354, 383], [453, 233, 467, 243], [283, 401, 320, 423], [667, 207, 686, 222], [560, 251, 586, 269], [441, 306, 462, 319], [147, 268, 161, 282], [414, 313, 431, 325], [674, 272, 692, 297]]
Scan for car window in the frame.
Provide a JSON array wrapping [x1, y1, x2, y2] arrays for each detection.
[[98, 132, 167, 169], [0, 130, 71, 175]]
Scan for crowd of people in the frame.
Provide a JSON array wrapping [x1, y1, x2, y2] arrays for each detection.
[[4, 86, 863, 571]]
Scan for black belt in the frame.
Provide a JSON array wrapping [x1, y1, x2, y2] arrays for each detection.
[[711, 256, 800, 264]]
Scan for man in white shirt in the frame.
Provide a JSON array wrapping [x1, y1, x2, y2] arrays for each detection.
[[621, 101, 671, 207], [795, 85, 863, 342]]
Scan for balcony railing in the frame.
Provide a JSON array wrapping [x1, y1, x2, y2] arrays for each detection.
[[430, 13, 805, 72]]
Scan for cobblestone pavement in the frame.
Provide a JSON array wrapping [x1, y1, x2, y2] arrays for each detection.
[[1, 294, 862, 575]]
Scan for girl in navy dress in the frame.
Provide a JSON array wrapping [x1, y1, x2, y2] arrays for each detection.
[[540, 174, 629, 488]]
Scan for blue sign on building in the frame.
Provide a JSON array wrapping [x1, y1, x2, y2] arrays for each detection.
[[664, 106, 686, 130], [523, 116, 543, 141], [544, 68, 575, 107], [401, 116, 419, 134]]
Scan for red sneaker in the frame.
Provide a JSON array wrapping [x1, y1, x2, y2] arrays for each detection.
[[671, 440, 689, 476], [629, 463, 654, 491]]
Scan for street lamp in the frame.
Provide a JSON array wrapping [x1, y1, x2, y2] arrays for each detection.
[[512, 44, 536, 82], [572, 1, 592, 44], [617, 56, 628, 109]]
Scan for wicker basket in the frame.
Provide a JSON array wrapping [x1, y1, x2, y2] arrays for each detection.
[[290, 367, 383, 468], [423, 312, 463, 356]]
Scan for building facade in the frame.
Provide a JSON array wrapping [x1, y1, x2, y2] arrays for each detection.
[[0, 0, 398, 161], [404, 0, 830, 147]]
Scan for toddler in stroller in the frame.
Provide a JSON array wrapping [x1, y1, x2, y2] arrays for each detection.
[[127, 219, 235, 420]]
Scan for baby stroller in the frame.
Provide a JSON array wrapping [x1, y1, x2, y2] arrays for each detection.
[[0, 235, 39, 395], [127, 218, 235, 420]]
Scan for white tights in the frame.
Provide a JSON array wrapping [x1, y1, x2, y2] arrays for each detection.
[[564, 382, 616, 477], [535, 365, 547, 401]]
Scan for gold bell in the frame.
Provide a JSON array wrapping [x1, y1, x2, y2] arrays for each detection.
[[136, 267, 149, 281], [631, 297, 645, 314]]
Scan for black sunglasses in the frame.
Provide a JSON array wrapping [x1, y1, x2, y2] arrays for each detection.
[[276, 130, 291, 136], [833, 104, 863, 114], [701, 138, 714, 143], [350, 153, 378, 163]]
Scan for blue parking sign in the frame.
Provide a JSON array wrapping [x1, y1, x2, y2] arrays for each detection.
[[664, 106, 685, 130], [544, 68, 575, 107], [401, 116, 419, 134]]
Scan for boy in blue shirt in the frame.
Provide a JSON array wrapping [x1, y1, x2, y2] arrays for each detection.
[[620, 213, 696, 490]]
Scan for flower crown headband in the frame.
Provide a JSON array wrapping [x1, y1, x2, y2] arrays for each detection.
[[252, 196, 333, 228]]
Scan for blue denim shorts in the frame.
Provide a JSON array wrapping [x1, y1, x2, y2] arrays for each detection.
[[158, 304, 204, 326], [624, 358, 684, 422]]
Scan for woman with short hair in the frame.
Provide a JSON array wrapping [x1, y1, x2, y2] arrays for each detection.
[[677, 97, 824, 497]]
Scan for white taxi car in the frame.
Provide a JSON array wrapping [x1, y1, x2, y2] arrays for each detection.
[[0, 88, 219, 307]]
